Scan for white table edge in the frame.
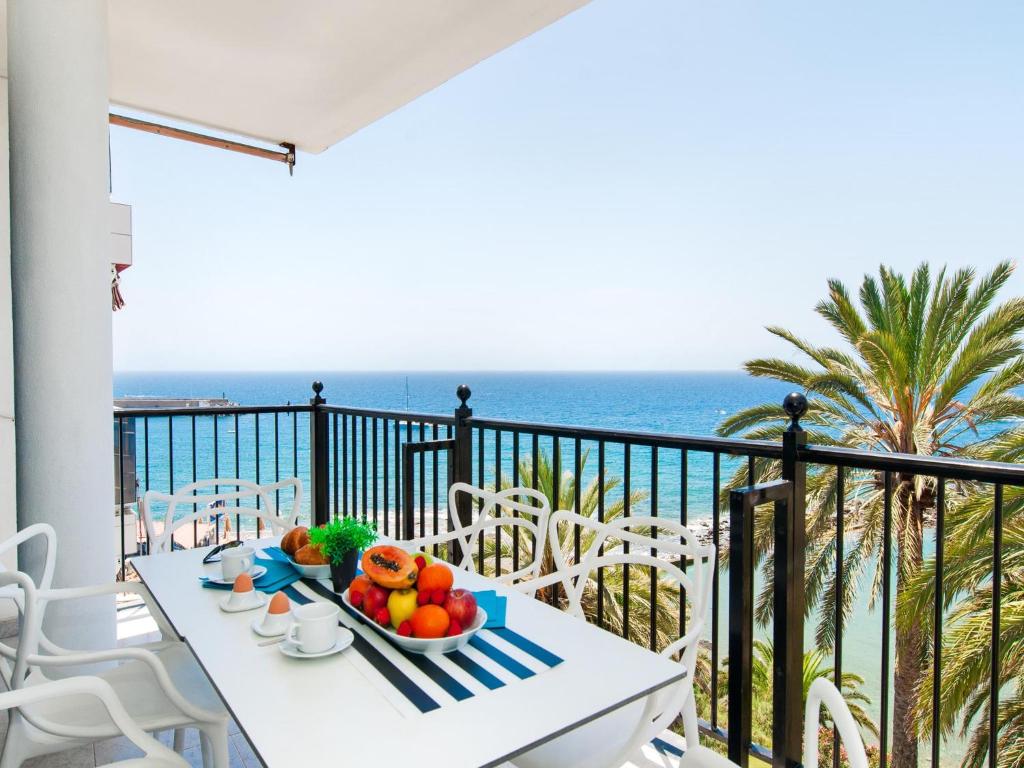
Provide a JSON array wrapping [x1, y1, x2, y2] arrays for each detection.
[[478, 668, 687, 768]]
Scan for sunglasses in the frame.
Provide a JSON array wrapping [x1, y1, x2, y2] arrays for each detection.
[[202, 540, 244, 564]]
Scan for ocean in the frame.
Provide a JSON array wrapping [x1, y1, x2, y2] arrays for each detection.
[[114, 371, 794, 519], [113, 371, 952, 760], [114, 371, 795, 435]]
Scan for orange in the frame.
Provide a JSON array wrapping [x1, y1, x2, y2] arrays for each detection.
[[416, 563, 454, 593], [410, 605, 450, 639]]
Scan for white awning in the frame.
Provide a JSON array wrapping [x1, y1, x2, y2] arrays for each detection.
[[102, 0, 591, 154]]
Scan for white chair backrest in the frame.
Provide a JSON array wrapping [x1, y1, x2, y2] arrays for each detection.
[[804, 677, 870, 768], [142, 477, 302, 554], [545, 510, 715, 660], [444, 483, 551, 583]]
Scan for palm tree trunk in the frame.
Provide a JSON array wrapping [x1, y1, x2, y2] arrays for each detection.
[[891, 485, 926, 768]]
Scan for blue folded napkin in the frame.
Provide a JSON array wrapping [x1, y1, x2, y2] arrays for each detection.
[[472, 590, 507, 629], [199, 558, 299, 594], [262, 546, 290, 563]]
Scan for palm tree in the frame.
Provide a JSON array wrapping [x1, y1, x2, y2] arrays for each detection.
[[716, 263, 1024, 768], [902, 447, 1024, 768]]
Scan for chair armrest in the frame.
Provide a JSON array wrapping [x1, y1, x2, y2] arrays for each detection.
[[37, 581, 179, 650], [663, 619, 705, 661], [27, 646, 224, 725], [0, 676, 187, 765]]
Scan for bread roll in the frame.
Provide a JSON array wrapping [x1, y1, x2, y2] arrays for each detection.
[[294, 543, 327, 565], [281, 526, 310, 556]]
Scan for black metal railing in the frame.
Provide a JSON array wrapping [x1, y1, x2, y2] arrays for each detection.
[[113, 403, 313, 579], [114, 380, 1020, 768], [320, 403, 454, 537], [728, 478, 794, 768], [794, 441, 1021, 768], [402, 438, 455, 542]]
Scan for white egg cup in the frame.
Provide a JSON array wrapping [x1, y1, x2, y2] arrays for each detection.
[[253, 608, 291, 637], [219, 588, 267, 613]]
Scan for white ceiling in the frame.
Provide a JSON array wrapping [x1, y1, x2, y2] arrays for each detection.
[[99, 0, 590, 154]]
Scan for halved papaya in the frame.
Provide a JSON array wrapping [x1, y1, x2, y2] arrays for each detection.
[[361, 545, 418, 589]]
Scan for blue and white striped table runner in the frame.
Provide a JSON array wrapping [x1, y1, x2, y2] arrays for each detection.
[[260, 550, 563, 716]]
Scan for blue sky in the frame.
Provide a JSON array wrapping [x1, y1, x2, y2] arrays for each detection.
[[110, 0, 1024, 372]]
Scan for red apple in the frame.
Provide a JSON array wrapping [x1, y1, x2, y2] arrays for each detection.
[[443, 589, 477, 628], [362, 584, 390, 618]]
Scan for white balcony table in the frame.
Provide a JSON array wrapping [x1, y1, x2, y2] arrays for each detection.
[[131, 536, 686, 768]]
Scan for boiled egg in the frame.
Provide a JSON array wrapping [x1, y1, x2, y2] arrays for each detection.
[[267, 592, 290, 615], [232, 573, 254, 593]]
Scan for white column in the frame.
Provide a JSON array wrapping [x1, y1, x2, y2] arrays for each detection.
[[8, 0, 115, 651]]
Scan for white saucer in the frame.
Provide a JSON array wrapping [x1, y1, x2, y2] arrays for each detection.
[[203, 565, 267, 586], [219, 592, 267, 613], [250, 616, 290, 637], [278, 627, 353, 659]]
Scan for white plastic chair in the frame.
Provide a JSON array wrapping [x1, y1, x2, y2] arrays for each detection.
[[141, 477, 302, 554], [408, 483, 551, 584], [0, 570, 229, 768], [0, 523, 193, 755], [0, 676, 188, 767], [669, 678, 869, 768], [511, 511, 714, 768], [0, 523, 180, 660]]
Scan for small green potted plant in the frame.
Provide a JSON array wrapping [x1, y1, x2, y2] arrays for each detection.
[[308, 517, 377, 592]]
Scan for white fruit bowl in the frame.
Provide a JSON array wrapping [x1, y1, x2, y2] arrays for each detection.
[[340, 592, 487, 655], [286, 558, 330, 580]]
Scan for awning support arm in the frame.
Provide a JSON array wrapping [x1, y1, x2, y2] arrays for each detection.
[[109, 114, 296, 174]]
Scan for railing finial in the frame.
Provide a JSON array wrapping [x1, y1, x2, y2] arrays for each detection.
[[310, 380, 326, 406], [456, 384, 472, 410], [783, 392, 807, 432]]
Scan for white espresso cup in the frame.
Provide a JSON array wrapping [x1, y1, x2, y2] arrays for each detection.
[[221, 546, 255, 581], [286, 603, 340, 654]]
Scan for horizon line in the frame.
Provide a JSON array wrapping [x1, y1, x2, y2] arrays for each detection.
[[113, 368, 750, 375]]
